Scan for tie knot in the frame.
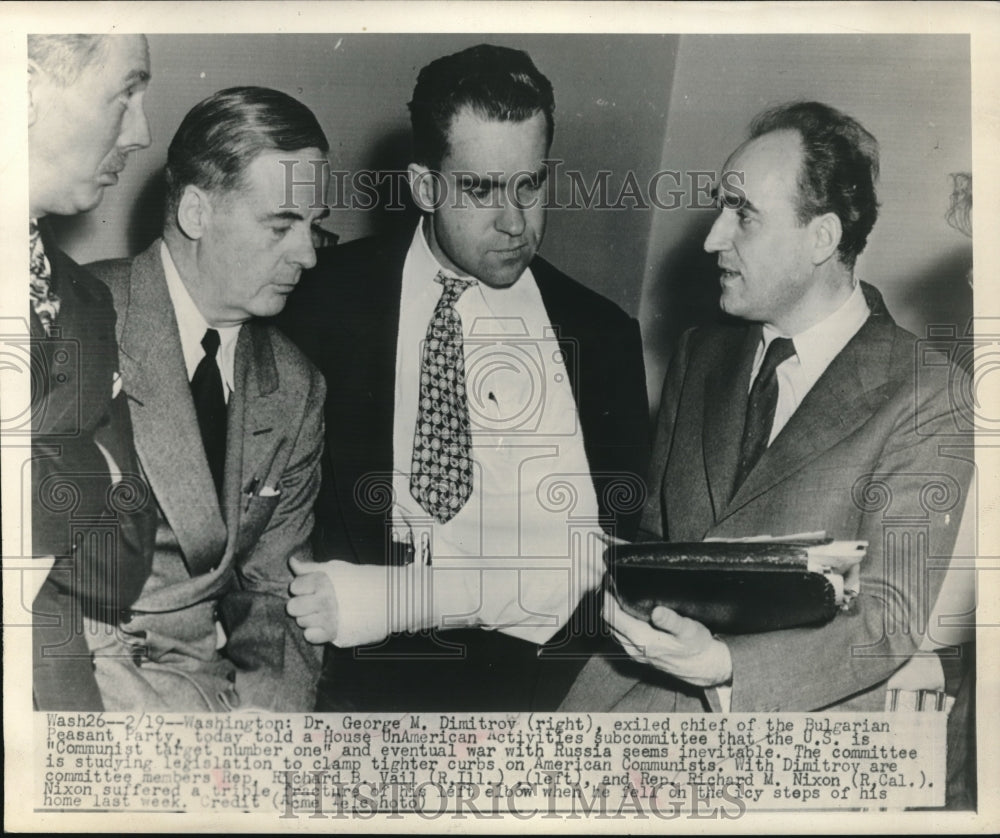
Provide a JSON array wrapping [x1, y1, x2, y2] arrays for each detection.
[[434, 271, 476, 305], [759, 336, 796, 379], [201, 328, 221, 358]]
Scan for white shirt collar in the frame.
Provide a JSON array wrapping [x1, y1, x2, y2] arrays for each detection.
[[761, 283, 870, 379], [409, 217, 538, 316], [160, 241, 242, 395]]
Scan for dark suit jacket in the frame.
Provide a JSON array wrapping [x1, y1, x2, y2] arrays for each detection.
[[274, 231, 650, 710], [563, 283, 974, 712], [85, 240, 326, 711], [31, 223, 155, 711]]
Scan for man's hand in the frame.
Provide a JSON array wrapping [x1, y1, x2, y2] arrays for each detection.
[[605, 591, 733, 687], [287, 556, 339, 645]]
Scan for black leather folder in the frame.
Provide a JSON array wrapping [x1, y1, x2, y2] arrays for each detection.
[[610, 539, 865, 634]]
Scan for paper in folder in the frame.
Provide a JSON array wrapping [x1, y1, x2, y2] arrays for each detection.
[[610, 533, 866, 634]]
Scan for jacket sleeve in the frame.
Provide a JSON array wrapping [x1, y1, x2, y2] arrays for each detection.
[[219, 363, 327, 711]]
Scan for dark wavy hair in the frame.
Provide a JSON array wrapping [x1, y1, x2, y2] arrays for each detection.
[[749, 101, 880, 269], [164, 86, 328, 222], [408, 44, 555, 169]]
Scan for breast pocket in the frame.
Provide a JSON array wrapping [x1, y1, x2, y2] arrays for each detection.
[[234, 491, 282, 554]]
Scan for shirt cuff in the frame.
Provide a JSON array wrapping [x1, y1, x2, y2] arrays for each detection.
[[715, 684, 733, 713], [327, 558, 601, 648]]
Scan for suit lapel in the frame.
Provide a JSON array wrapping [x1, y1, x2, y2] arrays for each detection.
[[118, 241, 227, 570], [225, 322, 282, 546], [702, 325, 760, 520], [533, 259, 581, 407], [725, 288, 897, 517]]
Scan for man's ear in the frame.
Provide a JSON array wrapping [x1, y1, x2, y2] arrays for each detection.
[[408, 162, 441, 213], [808, 212, 843, 265], [27, 61, 43, 128], [176, 185, 212, 240]]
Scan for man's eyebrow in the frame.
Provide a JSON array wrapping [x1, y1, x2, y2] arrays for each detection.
[[459, 173, 504, 190], [123, 69, 151, 86], [265, 207, 331, 222], [710, 185, 754, 212]]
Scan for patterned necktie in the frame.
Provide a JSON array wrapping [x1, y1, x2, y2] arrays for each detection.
[[410, 272, 477, 523], [190, 328, 227, 499], [29, 219, 60, 335], [733, 336, 796, 495]]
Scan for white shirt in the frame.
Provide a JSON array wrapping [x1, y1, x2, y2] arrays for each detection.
[[753, 283, 871, 442], [161, 241, 241, 399], [718, 282, 870, 710], [330, 220, 605, 646]]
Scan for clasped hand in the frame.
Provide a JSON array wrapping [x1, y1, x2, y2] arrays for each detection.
[[605, 590, 733, 688], [286, 556, 341, 645]]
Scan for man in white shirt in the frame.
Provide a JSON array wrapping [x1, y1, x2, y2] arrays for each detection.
[[279, 44, 649, 710], [562, 101, 974, 714], [83, 87, 329, 711]]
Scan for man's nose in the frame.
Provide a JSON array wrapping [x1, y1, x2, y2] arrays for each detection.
[[291, 224, 317, 270], [703, 211, 733, 253], [120, 98, 152, 152], [495, 196, 527, 237]]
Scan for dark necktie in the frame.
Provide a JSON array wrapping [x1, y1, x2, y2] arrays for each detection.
[[410, 272, 476, 523], [29, 219, 60, 335], [733, 336, 796, 495], [190, 328, 227, 499]]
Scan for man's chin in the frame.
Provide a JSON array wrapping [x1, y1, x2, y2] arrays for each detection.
[[69, 186, 107, 215], [263, 287, 301, 315], [477, 256, 533, 289]]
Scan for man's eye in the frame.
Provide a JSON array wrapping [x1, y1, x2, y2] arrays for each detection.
[[471, 185, 492, 200], [737, 211, 753, 227], [272, 226, 291, 237]]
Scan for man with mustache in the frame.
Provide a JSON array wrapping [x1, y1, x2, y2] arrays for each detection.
[[28, 34, 156, 710], [563, 101, 974, 714], [82, 87, 329, 711], [279, 44, 649, 711]]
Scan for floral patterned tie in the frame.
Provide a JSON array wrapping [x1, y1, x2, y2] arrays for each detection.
[[29, 219, 59, 335], [410, 272, 477, 523]]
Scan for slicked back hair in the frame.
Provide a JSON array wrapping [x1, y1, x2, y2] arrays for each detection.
[[164, 86, 329, 225], [408, 44, 555, 169]]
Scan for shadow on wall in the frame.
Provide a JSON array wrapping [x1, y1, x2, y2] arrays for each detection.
[[900, 243, 973, 337], [643, 210, 722, 408], [347, 126, 421, 241]]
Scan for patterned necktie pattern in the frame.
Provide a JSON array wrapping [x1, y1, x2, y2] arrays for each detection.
[[410, 272, 477, 523], [733, 336, 797, 495], [29, 219, 60, 335]]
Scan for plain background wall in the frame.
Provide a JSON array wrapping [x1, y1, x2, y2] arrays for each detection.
[[640, 34, 973, 404], [50, 34, 972, 414]]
